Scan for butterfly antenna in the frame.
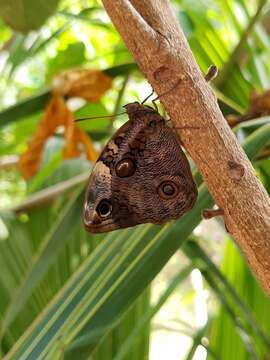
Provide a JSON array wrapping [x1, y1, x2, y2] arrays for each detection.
[[141, 88, 155, 105], [152, 79, 182, 105], [75, 111, 126, 122]]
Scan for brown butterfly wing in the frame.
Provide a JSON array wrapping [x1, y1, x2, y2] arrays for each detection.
[[83, 103, 197, 233]]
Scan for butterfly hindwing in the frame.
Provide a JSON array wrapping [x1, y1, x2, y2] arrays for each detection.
[[83, 102, 197, 233]]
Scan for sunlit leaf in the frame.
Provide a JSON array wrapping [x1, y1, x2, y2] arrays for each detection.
[[0, 0, 61, 33], [47, 42, 86, 80]]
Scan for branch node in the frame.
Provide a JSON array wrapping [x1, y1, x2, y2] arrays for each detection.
[[153, 66, 175, 82], [202, 207, 224, 220], [204, 65, 218, 82], [228, 160, 245, 181]]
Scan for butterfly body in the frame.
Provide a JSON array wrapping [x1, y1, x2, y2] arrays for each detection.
[[83, 102, 197, 233]]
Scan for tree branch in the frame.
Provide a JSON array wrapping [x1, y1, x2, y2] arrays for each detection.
[[101, 0, 270, 296]]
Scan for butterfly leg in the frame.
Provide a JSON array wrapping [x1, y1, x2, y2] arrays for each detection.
[[142, 88, 155, 105]]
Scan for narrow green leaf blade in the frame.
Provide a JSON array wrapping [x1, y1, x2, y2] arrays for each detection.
[[2, 188, 84, 331]]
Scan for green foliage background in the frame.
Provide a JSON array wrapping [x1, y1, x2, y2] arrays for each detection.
[[0, 0, 270, 359]]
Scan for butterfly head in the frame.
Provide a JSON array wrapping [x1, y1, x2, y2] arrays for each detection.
[[124, 102, 157, 116]]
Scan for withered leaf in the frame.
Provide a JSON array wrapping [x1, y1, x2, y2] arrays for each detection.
[[19, 94, 98, 179], [53, 69, 112, 102]]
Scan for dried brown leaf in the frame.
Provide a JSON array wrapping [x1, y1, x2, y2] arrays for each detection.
[[19, 94, 98, 179], [53, 69, 112, 102]]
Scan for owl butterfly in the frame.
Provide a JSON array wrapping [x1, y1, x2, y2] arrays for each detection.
[[83, 101, 198, 233]]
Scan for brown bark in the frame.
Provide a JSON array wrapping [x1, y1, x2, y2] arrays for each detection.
[[101, 0, 270, 296]]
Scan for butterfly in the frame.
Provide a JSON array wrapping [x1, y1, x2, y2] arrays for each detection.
[[83, 101, 197, 233]]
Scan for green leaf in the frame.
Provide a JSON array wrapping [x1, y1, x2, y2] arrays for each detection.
[[113, 265, 193, 360], [207, 239, 270, 360], [0, 89, 51, 128], [203, 269, 260, 359], [0, 63, 138, 127], [5, 184, 212, 360], [6, 23, 70, 74], [59, 8, 111, 30], [0, 0, 61, 33], [93, 288, 151, 360], [2, 187, 84, 331], [184, 321, 216, 360], [46, 42, 86, 81], [183, 240, 270, 353], [238, 120, 270, 159]]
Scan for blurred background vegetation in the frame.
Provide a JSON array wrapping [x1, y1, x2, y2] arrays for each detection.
[[1, 0, 270, 359]]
